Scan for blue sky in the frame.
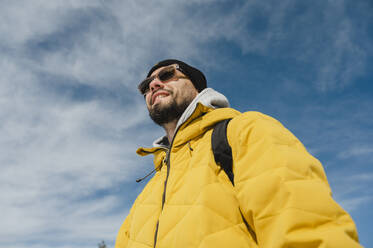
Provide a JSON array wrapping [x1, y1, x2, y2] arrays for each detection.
[[1, 0, 372, 247]]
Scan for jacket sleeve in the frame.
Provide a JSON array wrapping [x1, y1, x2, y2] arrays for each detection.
[[228, 112, 361, 248], [115, 204, 135, 248]]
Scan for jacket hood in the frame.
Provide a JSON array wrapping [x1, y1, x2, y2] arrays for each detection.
[[175, 88, 229, 136], [137, 88, 239, 156]]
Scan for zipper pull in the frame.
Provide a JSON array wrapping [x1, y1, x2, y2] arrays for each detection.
[[164, 148, 170, 166], [187, 141, 193, 151]]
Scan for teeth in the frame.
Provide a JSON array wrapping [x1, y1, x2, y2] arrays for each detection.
[[154, 94, 168, 103], [156, 95, 166, 100]]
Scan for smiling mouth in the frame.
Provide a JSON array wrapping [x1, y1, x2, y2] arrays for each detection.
[[151, 91, 171, 105]]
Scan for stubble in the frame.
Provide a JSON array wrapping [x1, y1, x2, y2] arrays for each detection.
[[148, 94, 192, 126]]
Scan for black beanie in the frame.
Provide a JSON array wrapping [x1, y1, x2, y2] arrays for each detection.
[[147, 59, 207, 92]]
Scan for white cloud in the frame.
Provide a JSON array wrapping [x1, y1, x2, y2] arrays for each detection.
[[0, 1, 102, 46], [330, 172, 373, 213], [338, 146, 373, 159], [338, 196, 371, 213], [2, 0, 369, 90], [0, 56, 149, 246], [315, 18, 367, 91]]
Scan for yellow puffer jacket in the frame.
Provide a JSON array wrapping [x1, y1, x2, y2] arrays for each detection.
[[116, 104, 361, 248]]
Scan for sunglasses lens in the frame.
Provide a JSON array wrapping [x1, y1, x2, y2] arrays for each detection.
[[158, 67, 176, 82], [138, 67, 177, 95], [138, 78, 152, 95]]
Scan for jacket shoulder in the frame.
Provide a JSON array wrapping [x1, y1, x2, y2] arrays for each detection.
[[227, 111, 300, 148], [231, 111, 283, 125]]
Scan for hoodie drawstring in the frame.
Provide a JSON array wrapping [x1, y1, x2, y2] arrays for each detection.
[[136, 164, 162, 183]]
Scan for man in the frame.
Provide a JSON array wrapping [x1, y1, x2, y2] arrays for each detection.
[[116, 59, 361, 248]]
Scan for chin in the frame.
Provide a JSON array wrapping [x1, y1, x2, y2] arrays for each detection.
[[154, 98, 172, 108]]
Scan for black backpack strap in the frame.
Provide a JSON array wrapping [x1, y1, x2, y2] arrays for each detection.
[[212, 119, 258, 243], [211, 119, 234, 185]]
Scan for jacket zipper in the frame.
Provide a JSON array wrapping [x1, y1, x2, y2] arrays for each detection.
[[153, 147, 171, 248], [154, 120, 188, 248], [152, 109, 199, 248]]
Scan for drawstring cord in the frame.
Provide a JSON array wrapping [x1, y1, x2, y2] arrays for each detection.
[[136, 164, 162, 183], [137, 141, 193, 183]]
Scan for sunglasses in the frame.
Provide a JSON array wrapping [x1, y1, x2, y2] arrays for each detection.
[[138, 65, 188, 96]]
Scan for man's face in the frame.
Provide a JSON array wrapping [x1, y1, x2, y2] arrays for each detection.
[[144, 64, 198, 125]]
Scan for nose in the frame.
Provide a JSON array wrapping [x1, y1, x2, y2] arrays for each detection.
[[149, 78, 164, 92]]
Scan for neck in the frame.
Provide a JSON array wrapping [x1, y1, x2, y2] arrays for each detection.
[[162, 119, 178, 143]]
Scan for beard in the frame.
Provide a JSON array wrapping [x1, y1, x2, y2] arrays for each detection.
[[148, 96, 192, 126]]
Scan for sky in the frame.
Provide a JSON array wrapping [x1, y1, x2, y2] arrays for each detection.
[[1, 0, 372, 247]]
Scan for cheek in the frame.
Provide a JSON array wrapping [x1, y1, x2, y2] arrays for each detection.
[[176, 91, 196, 105], [184, 84, 198, 99], [145, 94, 152, 107], [191, 88, 198, 98]]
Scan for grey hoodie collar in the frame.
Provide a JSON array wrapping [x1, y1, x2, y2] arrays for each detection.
[[152, 88, 229, 148]]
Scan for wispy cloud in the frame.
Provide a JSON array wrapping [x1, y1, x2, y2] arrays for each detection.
[[330, 173, 373, 213], [338, 196, 371, 213], [338, 146, 373, 159], [203, 0, 371, 91]]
